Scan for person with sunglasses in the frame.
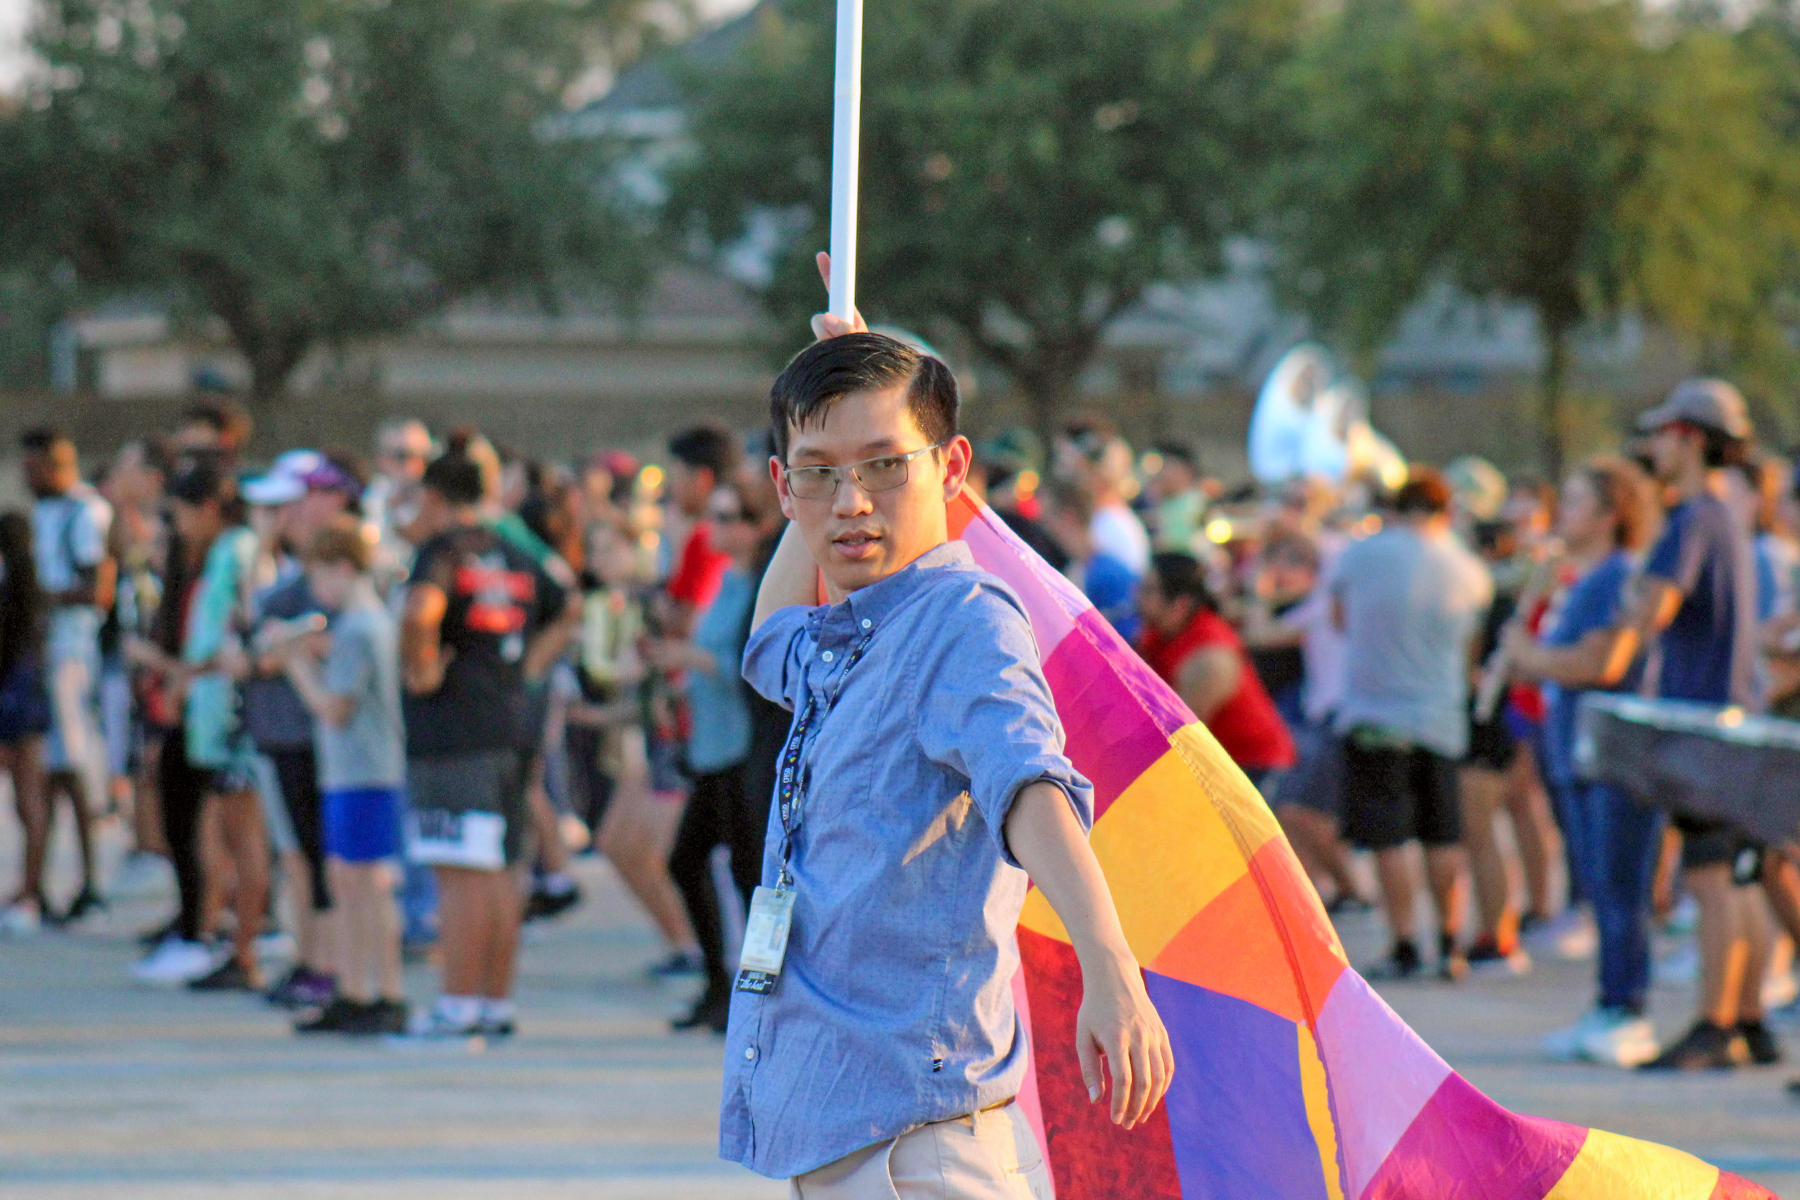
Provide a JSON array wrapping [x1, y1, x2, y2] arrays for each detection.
[[647, 478, 768, 1034], [720, 255, 1171, 1195]]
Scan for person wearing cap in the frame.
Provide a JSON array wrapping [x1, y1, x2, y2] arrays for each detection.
[[240, 449, 369, 1009], [1519, 379, 1777, 1070]]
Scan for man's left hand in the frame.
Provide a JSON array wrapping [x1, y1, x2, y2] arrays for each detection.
[[1076, 953, 1174, 1129]]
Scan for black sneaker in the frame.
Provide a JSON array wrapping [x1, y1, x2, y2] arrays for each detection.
[[525, 883, 582, 922], [1364, 942, 1423, 981], [1738, 1020, 1783, 1066], [189, 958, 258, 992], [59, 887, 107, 924], [267, 967, 337, 1010], [648, 950, 705, 979], [1639, 1021, 1742, 1071], [296, 997, 369, 1034], [1464, 935, 1531, 977], [365, 999, 410, 1035], [1325, 893, 1373, 917], [672, 988, 730, 1035]]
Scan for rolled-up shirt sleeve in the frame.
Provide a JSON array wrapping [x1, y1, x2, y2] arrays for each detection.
[[741, 605, 819, 711], [913, 584, 1094, 866]]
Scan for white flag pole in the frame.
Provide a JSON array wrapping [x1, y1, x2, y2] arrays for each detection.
[[827, 0, 864, 324]]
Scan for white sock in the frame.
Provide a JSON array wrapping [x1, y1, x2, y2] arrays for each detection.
[[435, 995, 483, 1026], [482, 997, 516, 1024]]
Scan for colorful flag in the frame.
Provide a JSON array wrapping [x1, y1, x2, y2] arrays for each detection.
[[947, 492, 1776, 1200]]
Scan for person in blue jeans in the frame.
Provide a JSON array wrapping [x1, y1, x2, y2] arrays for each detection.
[[1504, 457, 1658, 1066]]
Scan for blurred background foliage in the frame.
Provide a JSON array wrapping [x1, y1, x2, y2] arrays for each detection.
[[0, 0, 683, 399], [4, 0, 1800, 462]]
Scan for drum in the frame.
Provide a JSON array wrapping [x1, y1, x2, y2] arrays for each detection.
[[1575, 693, 1800, 849]]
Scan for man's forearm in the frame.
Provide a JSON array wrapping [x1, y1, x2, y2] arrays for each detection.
[[1005, 779, 1173, 1126], [753, 522, 822, 630], [1004, 782, 1133, 968]]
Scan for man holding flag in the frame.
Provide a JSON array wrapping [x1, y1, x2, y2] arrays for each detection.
[[721, 257, 1172, 1196]]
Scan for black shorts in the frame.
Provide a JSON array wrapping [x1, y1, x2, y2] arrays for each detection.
[[1673, 812, 1763, 882], [1462, 712, 1517, 773], [1342, 737, 1461, 850], [408, 749, 530, 870]]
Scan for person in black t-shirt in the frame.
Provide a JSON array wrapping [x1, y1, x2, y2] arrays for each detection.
[[398, 453, 574, 1038]]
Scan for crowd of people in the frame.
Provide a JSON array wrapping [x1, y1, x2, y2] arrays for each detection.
[[0, 380, 1797, 1090]]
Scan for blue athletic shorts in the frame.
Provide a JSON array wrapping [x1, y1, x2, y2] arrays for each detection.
[[323, 786, 405, 863]]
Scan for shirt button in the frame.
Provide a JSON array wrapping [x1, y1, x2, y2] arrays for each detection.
[[744, 1047, 757, 1061], [822, 650, 835, 663], [860, 618, 872, 629]]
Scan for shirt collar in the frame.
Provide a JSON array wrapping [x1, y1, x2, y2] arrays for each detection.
[[823, 540, 972, 633]]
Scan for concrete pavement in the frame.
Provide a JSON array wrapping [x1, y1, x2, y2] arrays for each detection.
[[2, 813, 1797, 1197]]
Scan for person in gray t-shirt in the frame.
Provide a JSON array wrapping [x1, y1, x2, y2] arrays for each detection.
[[282, 517, 408, 1035], [1332, 469, 1492, 981]]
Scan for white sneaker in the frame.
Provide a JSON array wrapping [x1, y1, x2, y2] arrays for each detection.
[[254, 930, 296, 962], [1523, 909, 1597, 962], [1577, 1009, 1660, 1067], [0, 901, 42, 937], [109, 852, 174, 900], [131, 938, 220, 985], [1543, 1008, 1613, 1061]]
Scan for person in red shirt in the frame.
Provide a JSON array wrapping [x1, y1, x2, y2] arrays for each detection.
[[664, 425, 739, 622], [1137, 551, 1295, 788]]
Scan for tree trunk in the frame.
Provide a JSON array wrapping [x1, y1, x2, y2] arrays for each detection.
[[1539, 319, 1571, 480], [1017, 366, 1079, 458]]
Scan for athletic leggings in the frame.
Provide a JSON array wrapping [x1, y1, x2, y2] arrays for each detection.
[[266, 746, 331, 911], [668, 765, 748, 996], [158, 726, 211, 943]]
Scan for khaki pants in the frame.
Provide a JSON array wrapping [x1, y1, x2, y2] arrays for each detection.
[[789, 1102, 1054, 1200]]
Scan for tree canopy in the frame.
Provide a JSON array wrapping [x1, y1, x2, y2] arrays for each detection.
[[0, 0, 670, 399], [667, 0, 1304, 439], [1266, 0, 1800, 470]]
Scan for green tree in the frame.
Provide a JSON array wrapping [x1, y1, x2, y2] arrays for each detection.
[[0, 0, 669, 400], [1268, 0, 1800, 473], [667, 0, 1302, 441]]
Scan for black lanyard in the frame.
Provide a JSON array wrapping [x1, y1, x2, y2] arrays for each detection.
[[775, 629, 874, 887]]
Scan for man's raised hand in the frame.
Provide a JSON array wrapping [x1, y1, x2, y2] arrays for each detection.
[[810, 251, 869, 342]]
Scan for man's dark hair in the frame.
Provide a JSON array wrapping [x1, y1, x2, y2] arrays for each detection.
[[1150, 551, 1218, 612], [1702, 427, 1747, 470], [421, 453, 484, 507], [769, 333, 958, 461], [668, 422, 740, 481], [1392, 467, 1453, 516], [19, 426, 70, 455]]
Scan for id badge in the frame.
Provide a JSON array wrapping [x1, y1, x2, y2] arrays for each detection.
[[735, 886, 794, 995]]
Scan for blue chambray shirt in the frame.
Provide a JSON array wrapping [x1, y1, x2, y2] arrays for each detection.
[[723, 541, 1094, 1180]]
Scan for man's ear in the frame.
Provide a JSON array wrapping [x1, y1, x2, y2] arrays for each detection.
[[941, 435, 974, 501], [770, 456, 796, 522]]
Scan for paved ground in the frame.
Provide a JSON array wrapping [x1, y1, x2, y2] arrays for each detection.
[[2, 812, 1797, 1198]]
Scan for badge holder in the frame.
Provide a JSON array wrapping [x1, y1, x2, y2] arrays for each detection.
[[735, 885, 795, 994]]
